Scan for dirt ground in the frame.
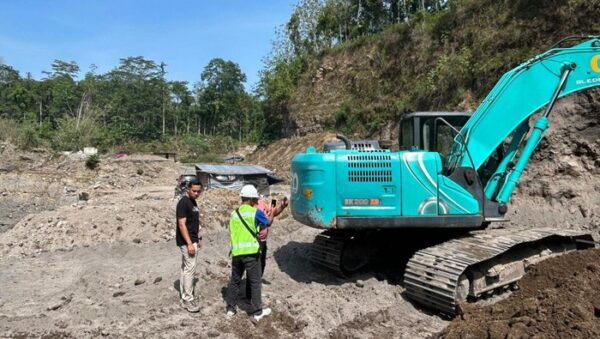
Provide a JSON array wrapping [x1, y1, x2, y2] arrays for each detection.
[[0, 92, 599, 338], [0, 150, 448, 338], [440, 248, 600, 339]]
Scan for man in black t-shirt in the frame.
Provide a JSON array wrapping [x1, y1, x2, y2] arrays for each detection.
[[176, 179, 203, 313]]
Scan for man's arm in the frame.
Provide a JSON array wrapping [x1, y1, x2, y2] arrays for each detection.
[[177, 217, 196, 256], [255, 209, 271, 228], [269, 197, 288, 220]]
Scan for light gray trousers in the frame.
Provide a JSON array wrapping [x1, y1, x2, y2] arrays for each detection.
[[179, 243, 198, 302]]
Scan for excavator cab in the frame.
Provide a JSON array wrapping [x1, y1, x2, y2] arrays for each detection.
[[399, 112, 471, 169], [399, 112, 471, 152], [399, 111, 505, 185]]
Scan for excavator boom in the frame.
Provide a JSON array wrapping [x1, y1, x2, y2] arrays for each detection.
[[448, 37, 600, 198]]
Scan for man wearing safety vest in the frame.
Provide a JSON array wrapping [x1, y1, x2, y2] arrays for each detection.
[[225, 184, 272, 322]]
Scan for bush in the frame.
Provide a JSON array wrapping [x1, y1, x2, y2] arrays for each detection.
[[183, 135, 209, 152], [51, 116, 105, 152], [178, 153, 224, 164], [0, 118, 21, 142], [85, 154, 100, 170], [16, 124, 42, 150]]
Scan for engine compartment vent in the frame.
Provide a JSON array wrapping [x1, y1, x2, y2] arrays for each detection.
[[347, 155, 393, 182]]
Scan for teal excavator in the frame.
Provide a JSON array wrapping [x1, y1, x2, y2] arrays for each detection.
[[290, 36, 600, 315]]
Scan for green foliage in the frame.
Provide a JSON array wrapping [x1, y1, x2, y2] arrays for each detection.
[[256, 56, 307, 141], [2, 0, 595, 149], [16, 123, 42, 150], [85, 154, 100, 170], [50, 115, 105, 151], [256, 0, 455, 139], [178, 153, 224, 164], [332, 101, 361, 134], [196, 58, 248, 141], [262, 0, 600, 138], [0, 118, 20, 142], [0, 0, 457, 148], [182, 135, 209, 152]]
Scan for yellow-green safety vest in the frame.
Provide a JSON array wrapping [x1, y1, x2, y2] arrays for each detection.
[[229, 204, 260, 257]]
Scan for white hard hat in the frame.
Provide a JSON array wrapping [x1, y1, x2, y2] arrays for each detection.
[[240, 184, 259, 198]]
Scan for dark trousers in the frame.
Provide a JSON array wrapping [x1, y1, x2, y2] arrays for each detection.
[[245, 241, 267, 299], [226, 254, 262, 315]]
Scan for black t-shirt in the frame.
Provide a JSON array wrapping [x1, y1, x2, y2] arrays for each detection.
[[175, 196, 200, 246]]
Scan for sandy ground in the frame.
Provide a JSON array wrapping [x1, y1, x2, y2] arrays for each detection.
[[0, 183, 447, 338], [0, 150, 449, 339]]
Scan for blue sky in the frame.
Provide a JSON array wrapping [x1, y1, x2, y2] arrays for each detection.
[[0, 0, 296, 91]]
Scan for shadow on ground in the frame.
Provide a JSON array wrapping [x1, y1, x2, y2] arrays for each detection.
[[273, 229, 465, 287], [273, 240, 391, 285]]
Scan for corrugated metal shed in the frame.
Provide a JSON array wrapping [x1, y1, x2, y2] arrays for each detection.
[[194, 163, 282, 196], [194, 164, 273, 175]]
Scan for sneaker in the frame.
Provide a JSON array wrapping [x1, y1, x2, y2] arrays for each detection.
[[252, 308, 272, 322], [226, 308, 236, 317], [181, 299, 200, 313], [261, 278, 271, 285]]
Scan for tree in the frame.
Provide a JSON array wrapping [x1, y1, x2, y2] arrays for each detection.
[[0, 64, 24, 118], [39, 60, 82, 125], [286, 0, 327, 56], [196, 58, 247, 138], [42, 60, 80, 79], [169, 81, 192, 135], [102, 56, 164, 140]]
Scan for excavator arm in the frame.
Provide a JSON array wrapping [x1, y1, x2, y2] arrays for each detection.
[[447, 36, 600, 202]]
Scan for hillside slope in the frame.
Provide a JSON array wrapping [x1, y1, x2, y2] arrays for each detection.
[[286, 0, 600, 137]]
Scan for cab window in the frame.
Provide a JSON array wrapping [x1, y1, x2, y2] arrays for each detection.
[[436, 124, 455, 156], [400, 120, 413, 149]]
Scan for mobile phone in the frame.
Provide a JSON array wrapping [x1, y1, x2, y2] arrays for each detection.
[[271, 199, 277, 207]]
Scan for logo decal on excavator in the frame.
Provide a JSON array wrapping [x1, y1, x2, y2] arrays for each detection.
[[591, 55, 600, 73], [418, 197, 449, 215]]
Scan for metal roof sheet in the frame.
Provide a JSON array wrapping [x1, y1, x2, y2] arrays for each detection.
[[195, 163, 273, 175]]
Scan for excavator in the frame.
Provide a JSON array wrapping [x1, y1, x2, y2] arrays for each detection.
[[290, 36, 600, 315]]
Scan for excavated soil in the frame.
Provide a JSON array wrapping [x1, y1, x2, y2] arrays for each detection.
[[441, 248, 600, 339], [247, 132, 339, 181]]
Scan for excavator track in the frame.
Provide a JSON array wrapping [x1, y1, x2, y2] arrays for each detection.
[[310, 231, 370, 275], [403, 228, 595, 315], [310, 231, 346, 274]]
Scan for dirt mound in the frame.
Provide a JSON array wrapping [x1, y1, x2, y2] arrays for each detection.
[[0, 142, 57, 172], [0, 190, 173, 259], [441, 248, 600, 339], [0, 182, 289, 259], [247, 132, 337, 180], [0, 150, 188, 258]]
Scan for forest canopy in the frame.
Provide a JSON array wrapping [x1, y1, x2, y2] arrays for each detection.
[[0, 1, 453, 153]]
